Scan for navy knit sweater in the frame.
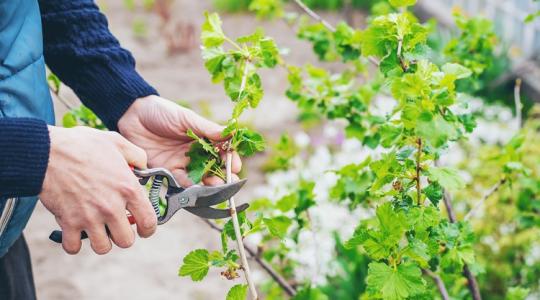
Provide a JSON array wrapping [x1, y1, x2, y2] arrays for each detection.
[[0, 0, 157, 198]]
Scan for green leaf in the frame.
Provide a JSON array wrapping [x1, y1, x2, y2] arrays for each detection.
[[417, 115, 457, 148], [428, 167, 465, 191], [292, 286, 329, 300], [423, 182, 443, 206], [186, 142, 211, 183], [178, 249, 210, 281], [506, 286, 530, 300], [187, 129, 219, 158], [379, 123, 403, 148], [388, 0, 417, 8], [47, 73, 61, 93], [202, 12, 225, 47], [403, 239, 430, 267], [263, 216, 292, 239], [62, 112, 78, 128], [366, 262, 425, 300], [442, 63, 472, 79], [259, 37, 280, 68], [235, 128, 266, 156], [223, 211, 251, 241], [276, 193, 299, 212], [226, 284, 248, 300]]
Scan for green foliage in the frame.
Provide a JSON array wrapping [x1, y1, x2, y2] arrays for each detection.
[[62, 105, 106, 130], [262, 134, 299, 172], [186, 12, 280, 183], [444, 11, 509, 95], [366, 262, 425, 299], [178, 249, 211, 281], [178, 3, 537, 300], [226, 284, 248, 300]]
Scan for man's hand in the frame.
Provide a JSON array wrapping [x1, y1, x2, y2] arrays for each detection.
[[40, 126, 157, 255], [117, 95, 242, 186]]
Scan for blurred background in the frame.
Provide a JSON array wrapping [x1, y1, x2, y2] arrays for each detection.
[[27, 0, 540, 299]]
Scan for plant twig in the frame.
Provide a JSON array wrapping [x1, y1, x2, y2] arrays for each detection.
[[422, 269, 450, 300], [397, 38, 408, 72], [203, 219, 297, 297], [441, 187, 482, 300], [285, 1, 380, 67], [464, 178, 507, 221], [292, 0, 335, 31], [463, 264, 482, 300], [416, 138, 422, 205], [48, 85, 76, 111], [514, 78, 523, 129], [225, 153, 258, 299]]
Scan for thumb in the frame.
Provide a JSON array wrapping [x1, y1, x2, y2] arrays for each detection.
[[184, 110, 225, 142]]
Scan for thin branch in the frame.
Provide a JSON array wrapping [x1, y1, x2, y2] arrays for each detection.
[[48, 85, 76, 111], [464, 178, 507, 221], [422, 269, 450, 300], [442, 189, 457, 223], [436, 158, 482, 300], [397, 38, 408, 72], [514, 78, 523, 129], [463, 265, 482, 300], [225, 153, 258, 299], [416, 138, 423, 205], [292, 0, 335, 31], [285, 1, 380, 68], [203, 220, 297, 297], [441, 189, 482, 300]]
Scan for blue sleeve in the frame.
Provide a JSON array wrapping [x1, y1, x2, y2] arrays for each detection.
[[0, 118, 50, 198], [39, 0, 158, 130]]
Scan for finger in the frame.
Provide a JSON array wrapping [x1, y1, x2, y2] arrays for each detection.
[[86, 225, 112, 255], [220, 151, 242, 174], [110, 132, 148, 169], [61, 227, 82, 255], [203, 174, 240, 186], [172, 169, 194, 187], [126, 185, 157, 238], [184, 109, 225, 141], [107, 212, 135, 249]]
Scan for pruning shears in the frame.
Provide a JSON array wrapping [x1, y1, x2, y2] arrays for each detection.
[[49, 167, 248, 243]]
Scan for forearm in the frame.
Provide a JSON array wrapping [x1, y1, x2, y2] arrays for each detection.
[[0, 118, 50, 198], [39, 0, 157, 130]]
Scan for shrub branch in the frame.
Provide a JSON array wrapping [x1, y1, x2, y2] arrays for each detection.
[[422, 269, 450, 300], [203, 219, 297, 297]]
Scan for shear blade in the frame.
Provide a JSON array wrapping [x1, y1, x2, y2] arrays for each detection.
[[192, 179, 247, 207], [184, 203, 250, 219]]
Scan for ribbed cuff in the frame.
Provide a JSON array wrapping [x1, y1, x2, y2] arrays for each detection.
[[75, 60, 158, 131], [0, 118, 50, 198]]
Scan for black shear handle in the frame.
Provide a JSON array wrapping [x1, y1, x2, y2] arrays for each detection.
[[49, 230, 90, 244], [49, 215, 135, 244]]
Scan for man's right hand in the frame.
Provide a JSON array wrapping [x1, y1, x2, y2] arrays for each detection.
[[39, 126, 158, 255]]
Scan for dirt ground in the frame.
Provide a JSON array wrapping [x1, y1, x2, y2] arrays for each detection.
[[25, 1, 360, 299]]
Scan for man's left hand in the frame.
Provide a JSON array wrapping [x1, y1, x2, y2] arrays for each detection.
[[118, 95, 242, 186]]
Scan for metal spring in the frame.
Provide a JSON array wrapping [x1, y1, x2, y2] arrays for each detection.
[[149, 176, 163, 217]]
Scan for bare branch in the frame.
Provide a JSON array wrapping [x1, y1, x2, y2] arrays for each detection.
[[225, 153, 258, 299], [415, 138, 422, 205], [292, 0, 335, 31], [464, 178, 507, 221], [514, 78, 523, 129], [48, 84, 76, 111], [203, 220, 297, 297], [422, 269, 450, 300], [437, 159, 482, 300]]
